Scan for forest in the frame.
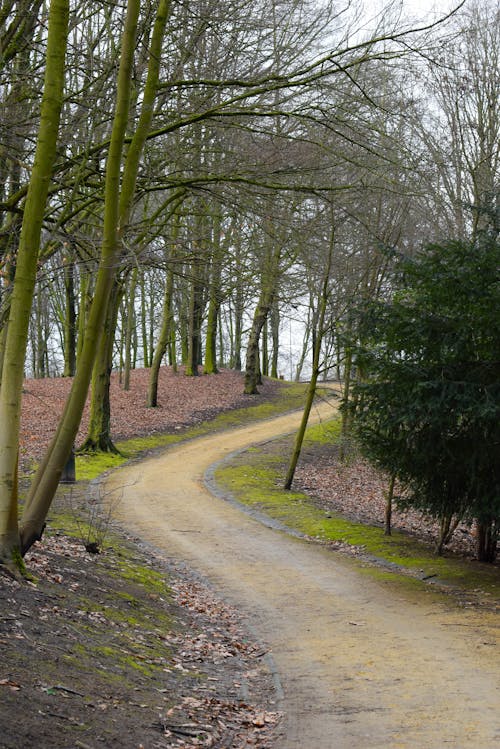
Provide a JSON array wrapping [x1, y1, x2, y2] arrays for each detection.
[[0, 0, 498, 569]]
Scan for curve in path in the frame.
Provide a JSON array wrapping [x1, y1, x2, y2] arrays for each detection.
[[106, 403, 500, 748]]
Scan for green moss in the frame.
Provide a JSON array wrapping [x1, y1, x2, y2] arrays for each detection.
[[75, 452, 128, 481], [112, 557, 171, 597], [92, 645, 159, 677], [214, 424, 500, 601], [302, 419, 342, 446], [11, 545, 32, 579], [70, 381, 313, 484]]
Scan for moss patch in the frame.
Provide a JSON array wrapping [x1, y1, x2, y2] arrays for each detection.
[[73, 381, 313, 482], [213, 420, 500, 605]]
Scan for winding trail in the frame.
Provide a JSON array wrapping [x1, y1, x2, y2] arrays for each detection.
[[106, 402, 500, 748]]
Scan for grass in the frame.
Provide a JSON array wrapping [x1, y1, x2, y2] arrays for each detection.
[[73, 381, 312, 482], [213, 418, 500, 603]]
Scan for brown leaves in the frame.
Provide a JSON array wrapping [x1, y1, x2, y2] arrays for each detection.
[[295, 454, 477, 557], [1, 530, 281, 749], [159, 577, 281, 748], [160, 695, 280, 747], [0, 679, 21, 691], [20, 367, 277, 472]]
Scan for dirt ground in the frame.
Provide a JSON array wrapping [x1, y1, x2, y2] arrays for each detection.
[[0, 511, 281, 748], [2, 371, 287, 749]]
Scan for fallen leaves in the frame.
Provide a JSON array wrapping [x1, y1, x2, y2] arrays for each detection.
[[0, 679, 21, 691], [159, 695, 281, 748], [295, 452, 477, 558], [1, 528, 281, 749], [19, 367, 278, 472]]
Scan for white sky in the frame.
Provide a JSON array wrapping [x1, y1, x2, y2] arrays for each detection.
[[360, 0, 465, 31]]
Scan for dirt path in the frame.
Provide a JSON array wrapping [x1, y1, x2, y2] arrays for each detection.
[[106, 404, 500, 748]]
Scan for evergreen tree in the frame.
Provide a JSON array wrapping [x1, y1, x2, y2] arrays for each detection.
[[347, 236, 500, 561]]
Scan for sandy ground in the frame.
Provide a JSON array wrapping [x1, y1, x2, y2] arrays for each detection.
[[106, 403, 500, 749]]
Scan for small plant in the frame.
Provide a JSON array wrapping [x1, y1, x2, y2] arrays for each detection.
[[64, 481, 128, 553]]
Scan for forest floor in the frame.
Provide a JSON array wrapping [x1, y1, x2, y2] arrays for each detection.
[[2, 369, 284, 749], [1, 367, 497, 748]]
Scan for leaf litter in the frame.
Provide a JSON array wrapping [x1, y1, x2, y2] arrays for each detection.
[[0, 525, 282, 748], [2, 368, 284, 748]]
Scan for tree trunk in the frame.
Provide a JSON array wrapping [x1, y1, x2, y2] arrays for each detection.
[[35, 289, 48, 378], [147, 264, 174, 407], [295, 306, 312, 382], [185, 275, 204, 376], [0, 0, 69, 568], [204, 211, 225, 375], [140, 271, 150, 367], [476, 519, 498, 563], [384, 474, 395, 536], [203, 292, 220, 374], [76, 270, 91, 364], [78, 282, 121, 453], [435, 512, 461, 555], [62, 249, 77, 377], [233, 296, 243, 371], [270, 302, 280, 379], [261, 318, 269, 377], [244, 296, 271, 394], [19, 0, 142, 555], [244, 240, 282, 394], [284, 224, 333, 489], [339, 342, 353, 462], [123, 267, 138, 391]]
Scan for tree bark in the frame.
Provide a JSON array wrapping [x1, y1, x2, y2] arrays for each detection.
[[284, 222, 333, 489], [123, 267, 138, 391], [384, 474, 395, 536], [244, 295, 271, 394], [62, 249, 77, 377], [476, 519, 498, 563], [147, 263, 175, 406], [78, 281, 121, 453], [0, 0, 69, 567], [204, 212, 225, 375], [19, 0, 142, 554]]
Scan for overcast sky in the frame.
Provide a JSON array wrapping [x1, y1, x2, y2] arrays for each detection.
[[363, 0, 464, 28]]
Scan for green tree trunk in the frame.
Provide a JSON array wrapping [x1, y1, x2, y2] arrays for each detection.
[[0, 0, 69, 568], [21, 0, 173, 547], [78, 282, 122, 453], [19, 0, 142, 554], [284, 222, 334, 489]]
